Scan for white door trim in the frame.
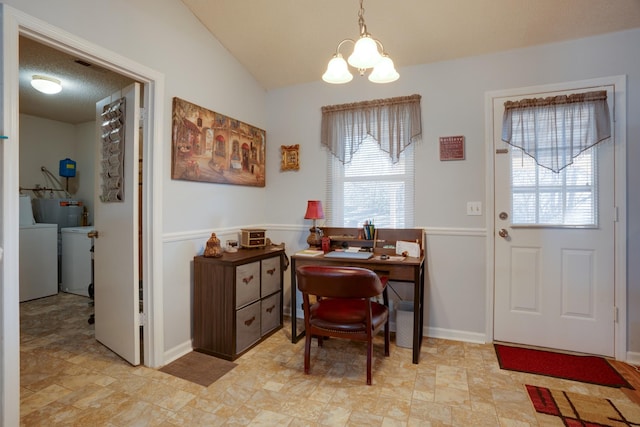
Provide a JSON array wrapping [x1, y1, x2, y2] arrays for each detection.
[[1, 5, 165, 425], [484, 76, 627, 359]]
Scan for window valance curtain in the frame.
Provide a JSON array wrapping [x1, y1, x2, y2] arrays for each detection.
[[321, 94, 422, 164], [501, 90, 611, 173]]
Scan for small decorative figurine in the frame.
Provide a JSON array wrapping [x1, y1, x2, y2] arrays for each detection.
[[204, 233, 223, 257]]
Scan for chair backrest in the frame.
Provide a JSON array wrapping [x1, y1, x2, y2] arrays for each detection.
[[296, 265, 385, 299]]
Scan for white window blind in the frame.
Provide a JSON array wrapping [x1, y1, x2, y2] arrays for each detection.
[[511, 146, 597, 226], [326, 136, 414, 228]]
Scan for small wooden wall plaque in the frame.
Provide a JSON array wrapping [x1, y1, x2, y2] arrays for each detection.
[[439, 135, 465, 161]]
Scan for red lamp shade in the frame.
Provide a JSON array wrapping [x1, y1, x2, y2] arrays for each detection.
[[304, 200, 324, 220]]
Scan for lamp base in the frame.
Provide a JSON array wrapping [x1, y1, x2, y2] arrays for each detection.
[[306, 227, 322, 248]]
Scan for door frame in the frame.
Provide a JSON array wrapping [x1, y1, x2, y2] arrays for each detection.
[[1, 5, 165, 425], [484, 76, 627, 359]]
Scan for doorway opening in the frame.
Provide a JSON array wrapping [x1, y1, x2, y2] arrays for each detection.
[[18, 35, 146, 359]]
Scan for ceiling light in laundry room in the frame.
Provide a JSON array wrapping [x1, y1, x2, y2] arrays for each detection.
[[30, 74, 62, 94]]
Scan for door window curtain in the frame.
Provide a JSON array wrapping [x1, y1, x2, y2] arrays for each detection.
[[321, 94, 422, 164], [501, 90, 611, 173]]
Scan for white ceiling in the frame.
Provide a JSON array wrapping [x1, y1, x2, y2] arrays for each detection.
[[181, 0, 640, 89], [18, 0, 640, 124]]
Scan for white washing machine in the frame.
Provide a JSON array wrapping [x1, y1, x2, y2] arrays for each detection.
[[19, 223, 58, 302], [61, 226, 95, 297]]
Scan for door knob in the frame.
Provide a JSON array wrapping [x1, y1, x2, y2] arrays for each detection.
[[87, 230, 99, 239], [498, 229, 509, 238]]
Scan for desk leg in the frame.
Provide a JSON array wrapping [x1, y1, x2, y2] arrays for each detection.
[[412, 265, 423, 364], [290, 258, 305, 343]]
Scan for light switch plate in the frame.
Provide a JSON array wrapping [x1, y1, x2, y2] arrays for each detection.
[[467, 201, 482, 216]]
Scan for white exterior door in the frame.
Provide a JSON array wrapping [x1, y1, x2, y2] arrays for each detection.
[[93, 83, 141, 365], [493, 85, 616, 357]]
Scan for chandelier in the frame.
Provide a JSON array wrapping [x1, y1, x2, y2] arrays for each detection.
[[322, 0, 399, 84]]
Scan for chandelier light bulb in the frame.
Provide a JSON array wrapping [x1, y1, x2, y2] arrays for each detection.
[[368, 55, 400, 83], [347, 35, 382, 69], [322, 54, 354, 84], [31, 75, 62, 94]]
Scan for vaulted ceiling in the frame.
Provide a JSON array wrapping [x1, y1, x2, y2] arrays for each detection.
[[181, 0, 640, 89], [19, 0, 640, 124]]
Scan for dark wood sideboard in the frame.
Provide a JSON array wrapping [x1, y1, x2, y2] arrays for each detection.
[[193, 247, 285, 360]]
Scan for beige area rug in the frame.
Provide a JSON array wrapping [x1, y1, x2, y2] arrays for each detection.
[[160, 351, 237, 387]]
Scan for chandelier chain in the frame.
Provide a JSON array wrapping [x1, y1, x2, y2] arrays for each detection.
[[358, 0, 368, 36]]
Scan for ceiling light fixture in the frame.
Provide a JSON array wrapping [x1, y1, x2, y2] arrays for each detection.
[[322, 0, 399, 84], [30, 75, 62, 94]]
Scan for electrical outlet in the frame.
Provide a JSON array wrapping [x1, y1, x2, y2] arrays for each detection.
[[467, 201, 482, 216]]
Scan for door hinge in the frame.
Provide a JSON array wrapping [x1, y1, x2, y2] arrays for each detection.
[[614, 306, 618, 323], [139, 312, 147, 326], [613, 206, 619, 222]]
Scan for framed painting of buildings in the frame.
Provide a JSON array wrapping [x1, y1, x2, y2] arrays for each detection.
[[171, 97, 266, 187]]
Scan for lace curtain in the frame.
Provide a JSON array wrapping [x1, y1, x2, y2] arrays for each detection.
[[321, 94, 422, 164], [501, 90, 611, 173]]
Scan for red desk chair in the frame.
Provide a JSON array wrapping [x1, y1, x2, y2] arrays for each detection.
[[296, 265, 390, 385]]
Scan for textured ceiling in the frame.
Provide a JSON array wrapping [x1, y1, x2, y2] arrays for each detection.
[[18, 0, 640, 124], [19, 36, 135, 124]]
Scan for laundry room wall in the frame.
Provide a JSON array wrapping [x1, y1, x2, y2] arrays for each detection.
[[19, 114, 94, 222]]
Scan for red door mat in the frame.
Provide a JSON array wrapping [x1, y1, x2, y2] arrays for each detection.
[[494, 344, 633, 389]]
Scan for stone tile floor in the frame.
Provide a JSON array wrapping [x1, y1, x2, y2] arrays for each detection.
[[20, 293, 639, 426]]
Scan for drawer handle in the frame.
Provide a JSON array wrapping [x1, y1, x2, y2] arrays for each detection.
[[265, 305, 275, 314], [266, 268, 276, 276], [244, 316, 256, 326], [242, 275, 254, 284]]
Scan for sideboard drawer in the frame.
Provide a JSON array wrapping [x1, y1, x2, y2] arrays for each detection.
[[236, 261, 260, 308], [236, 301, 261, 353], [261, 256, 281, 297], [261, 292, 280, 335]]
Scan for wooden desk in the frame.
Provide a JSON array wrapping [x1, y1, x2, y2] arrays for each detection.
[[290, 227, 425, 364]]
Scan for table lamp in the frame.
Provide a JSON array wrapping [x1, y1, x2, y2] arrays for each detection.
[[304, 200, 324, 248]]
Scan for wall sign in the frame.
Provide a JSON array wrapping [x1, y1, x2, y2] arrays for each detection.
[[439, 135, 465, 161]]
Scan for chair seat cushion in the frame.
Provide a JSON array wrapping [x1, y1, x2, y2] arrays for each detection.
[[310, 299, 388, 333]]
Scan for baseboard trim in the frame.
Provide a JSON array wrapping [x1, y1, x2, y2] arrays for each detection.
[[162, 341, 194, 365], [626, 351, 640, 365], [426, 327, 487, 344]]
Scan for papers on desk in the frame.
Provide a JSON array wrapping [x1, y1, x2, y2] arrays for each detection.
[[324, 251, 373, 260], [396, 240, 420, 257], [296, 249, 324, 257]]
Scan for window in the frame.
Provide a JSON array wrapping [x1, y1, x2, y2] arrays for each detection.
[[320, 94, 421, 228], [503, 90, 608, 227], [326, 136, 414, 228], [511, 146, 597, 226]]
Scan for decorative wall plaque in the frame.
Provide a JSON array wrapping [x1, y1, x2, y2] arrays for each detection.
[[439, 135, 465, 161], [280, 144, 299, 171]]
